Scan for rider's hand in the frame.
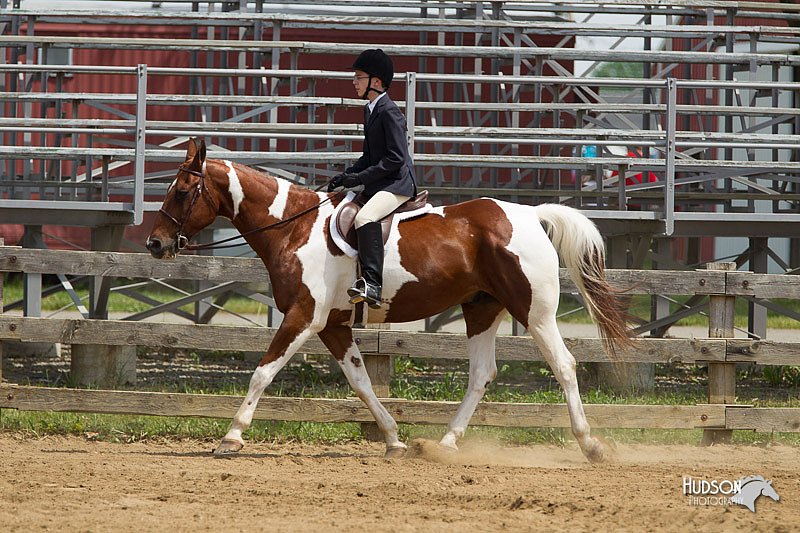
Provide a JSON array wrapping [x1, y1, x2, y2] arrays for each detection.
[[327, 173, 345, 192], [341, 173, 361, 188]]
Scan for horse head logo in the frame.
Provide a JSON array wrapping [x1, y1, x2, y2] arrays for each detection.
[[730, 475, 780, 513]]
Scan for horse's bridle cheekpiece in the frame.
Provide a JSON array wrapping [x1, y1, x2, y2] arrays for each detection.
[[158, 163, 209, 251]]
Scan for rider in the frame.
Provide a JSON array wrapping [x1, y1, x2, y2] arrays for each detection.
[[328, 49, 417, 309]]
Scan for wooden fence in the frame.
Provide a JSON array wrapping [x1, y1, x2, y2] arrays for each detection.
[[2, 246, 800, 438]]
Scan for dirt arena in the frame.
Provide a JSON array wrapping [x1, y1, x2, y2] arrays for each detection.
[[0, 434, 796, 532]]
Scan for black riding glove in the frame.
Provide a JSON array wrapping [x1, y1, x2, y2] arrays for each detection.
[[327, 173, 345, 192], [341, 173, 362, 189]]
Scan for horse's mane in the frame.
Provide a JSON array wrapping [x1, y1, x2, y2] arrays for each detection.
[[739, 475, 767, 486], [216, 159, 272, 183], [220, 159, 313, 195]]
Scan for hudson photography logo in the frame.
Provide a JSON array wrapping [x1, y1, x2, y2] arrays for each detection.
[[682, 475, 780, 512]]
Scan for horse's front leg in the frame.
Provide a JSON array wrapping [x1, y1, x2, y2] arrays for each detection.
[[317, 322, 407, 458], [215, 316, 314, 455]]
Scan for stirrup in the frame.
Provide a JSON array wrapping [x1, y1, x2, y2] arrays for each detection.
[[347, 278, 382, 309]]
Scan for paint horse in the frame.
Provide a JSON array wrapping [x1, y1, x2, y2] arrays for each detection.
[[146, 138, 630, 463]]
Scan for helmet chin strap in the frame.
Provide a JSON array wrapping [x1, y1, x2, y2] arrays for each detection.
[[362, 75, 386, 100]]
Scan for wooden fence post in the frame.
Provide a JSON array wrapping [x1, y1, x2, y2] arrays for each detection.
[[71, 226, 136, 388], [703, 261, 736, 445], [592, 235, 654, 393], [361, 354, 393, 441], [70, 344, 137, 388]]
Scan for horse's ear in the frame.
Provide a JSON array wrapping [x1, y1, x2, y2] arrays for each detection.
[[197, 138, 207, 162], [186, 137, 206, 171], [186, 137, 198, 161]]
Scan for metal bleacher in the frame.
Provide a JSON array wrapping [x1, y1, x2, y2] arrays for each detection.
[[1, 0, 799, 335]]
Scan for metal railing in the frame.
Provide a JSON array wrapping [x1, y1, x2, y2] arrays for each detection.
[[2, 63, 800, 235]]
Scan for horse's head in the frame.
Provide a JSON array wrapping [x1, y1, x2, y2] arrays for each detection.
[[146, 138, 219, 259], [761, 480, 780, 502]]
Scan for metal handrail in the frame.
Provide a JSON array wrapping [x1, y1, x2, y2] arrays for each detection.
[[2, 64, 800, 233]]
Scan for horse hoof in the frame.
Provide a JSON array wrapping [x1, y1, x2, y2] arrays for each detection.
[[587, 448, 605, 464], [584, 438, 607, 464], [437, 440, 459, 453], [384, 444, 408, 459], [213, 439, 243, 456]]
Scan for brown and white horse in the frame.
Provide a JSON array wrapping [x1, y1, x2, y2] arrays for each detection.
[[146, 138, 630, 462]]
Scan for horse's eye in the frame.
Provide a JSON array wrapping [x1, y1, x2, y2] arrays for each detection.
[[175, 189, 188, 201]]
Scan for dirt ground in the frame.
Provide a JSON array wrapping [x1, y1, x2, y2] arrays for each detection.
[[0, 434, 797, 532]]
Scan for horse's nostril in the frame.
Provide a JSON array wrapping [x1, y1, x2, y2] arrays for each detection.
[[146, 238, 161, 252]]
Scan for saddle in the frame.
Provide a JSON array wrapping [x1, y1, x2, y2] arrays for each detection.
[[335, 190, 429, 251]]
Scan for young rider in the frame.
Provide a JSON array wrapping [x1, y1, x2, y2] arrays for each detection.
[[328, 49, 417, 309]]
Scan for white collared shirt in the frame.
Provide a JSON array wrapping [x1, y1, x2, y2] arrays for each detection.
[[367, 91, 387, 114]]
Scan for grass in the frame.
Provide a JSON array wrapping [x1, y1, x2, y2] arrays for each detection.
[[1, 275, 267, 316], [3, 355, 800, 449], [0, 410, 363, 446], [3, 274, 800, 448], [4, 408, 800, 449], [4, 275, 800, 329], [558, 293, 800, 329]]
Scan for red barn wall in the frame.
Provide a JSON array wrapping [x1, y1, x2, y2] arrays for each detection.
[[3, 21, 573, 250]]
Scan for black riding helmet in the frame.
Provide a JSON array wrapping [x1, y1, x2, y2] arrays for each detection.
[[352, 48, 394, 90]]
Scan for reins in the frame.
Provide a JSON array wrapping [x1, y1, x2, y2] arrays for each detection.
[[162, 162, 343, 252], [187, 185, 342, 251]]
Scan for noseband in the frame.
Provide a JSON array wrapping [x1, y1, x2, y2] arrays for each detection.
[[159, 163, 210, 250]]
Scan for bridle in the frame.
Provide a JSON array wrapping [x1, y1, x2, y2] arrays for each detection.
[[158, 163, 211, 251], [159, 162, 343, 252]]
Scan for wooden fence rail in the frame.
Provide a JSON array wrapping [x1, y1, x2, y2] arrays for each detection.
[[2, 247, 800, 438], [0, 247, 733, 293]]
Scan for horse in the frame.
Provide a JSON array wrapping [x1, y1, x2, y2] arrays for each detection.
[[146, 138, 631, 463]]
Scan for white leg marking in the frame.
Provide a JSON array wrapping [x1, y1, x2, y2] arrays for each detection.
[[530, 316, 601, 461], [440, 313, 505, 450], [223, 160, 244, 219], [499, 199, 602, 461], [223, 329, 314, 445], [339, 342, 405, 451], [497, 201, 603, 461], [268, 177, 292, 220]]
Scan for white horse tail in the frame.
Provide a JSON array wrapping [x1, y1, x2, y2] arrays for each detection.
[[535, 203, 631, 359]]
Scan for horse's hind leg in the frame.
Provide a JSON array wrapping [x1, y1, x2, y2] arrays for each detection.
[[528, 314, 605, 463], [439, 296, 506, 450], [318, 323, 407, 458]]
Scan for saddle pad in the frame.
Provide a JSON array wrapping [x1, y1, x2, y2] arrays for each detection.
[[329, 191, 433, 258]]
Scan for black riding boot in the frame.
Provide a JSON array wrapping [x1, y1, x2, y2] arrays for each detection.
[[348, 222, 383, 309]]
